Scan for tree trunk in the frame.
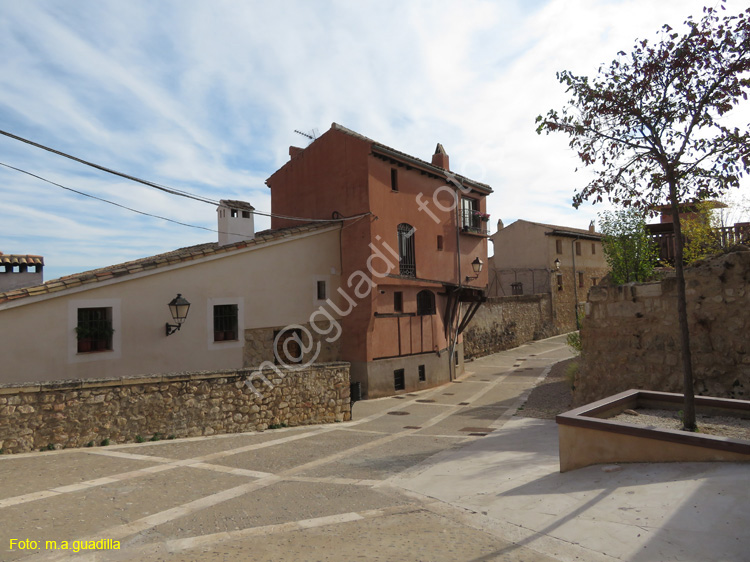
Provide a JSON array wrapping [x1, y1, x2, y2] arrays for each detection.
[[669, 186, 697, 431]]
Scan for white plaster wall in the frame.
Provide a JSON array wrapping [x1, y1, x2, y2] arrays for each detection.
[[0, 227, 342, 384]]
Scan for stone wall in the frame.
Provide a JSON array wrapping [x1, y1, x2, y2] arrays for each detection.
[[243, 323, 341, 368], [0, 363, 350, 454], [576, 248, 750, 405], [463, 294, 555, 359]]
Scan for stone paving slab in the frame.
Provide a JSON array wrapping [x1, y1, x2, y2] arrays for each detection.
[[127, 427, 320, 460], [299, 435, 463, 480], [0, 452, 157, 500], [130, 508, 560, 562], [212, 430, 383, 473], [144, 480, 410, 543], [1, 467, 251, 561]]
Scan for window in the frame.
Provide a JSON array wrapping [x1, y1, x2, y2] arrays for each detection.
[[592, 243, 596, 255], [394, 291, 403, 312], [274, 328, 303, 365], [230, 209, 238, 217], [418, 365, 426, 382], [591, 277, 598, 286], [557, 275, 563, 291], [575, 241, 582, 256], [460, 197, 480, 231], [316, 280, 327, 300], [394, 368, 405, 391], [76, 307, 113, 353], [416, 290, 435, 315], [511, 282, 523, 296], [397, 223, 416, 277], [390, 168, 399, 191], [578, 272, 584, 288], [242, 210, 251, 219], [214, 304, 238, 341], [437, 235, 443, 251], [556, 239, 563, 254]]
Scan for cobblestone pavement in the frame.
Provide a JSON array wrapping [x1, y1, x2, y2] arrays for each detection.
[[0, 336, 573, 562]]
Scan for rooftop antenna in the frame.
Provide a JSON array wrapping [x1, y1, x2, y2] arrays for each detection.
[[294, 128, 319, 145]]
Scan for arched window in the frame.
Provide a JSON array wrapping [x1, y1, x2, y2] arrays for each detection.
[[416, 290, 435, 315], [397, 223, 416, 277]]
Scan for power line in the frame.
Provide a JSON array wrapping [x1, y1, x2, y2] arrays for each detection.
[[0, 128, 373, 223], [0, 128, 219, 206], [0, 162, 221, 234]]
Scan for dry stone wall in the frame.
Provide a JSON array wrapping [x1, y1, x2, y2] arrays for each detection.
[[464, 294, 555, 359], [0, 363, 350, 454], [576, 248, 750, 405]]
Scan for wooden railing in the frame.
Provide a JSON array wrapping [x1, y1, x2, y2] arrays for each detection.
[[650, 222, 750, 263]]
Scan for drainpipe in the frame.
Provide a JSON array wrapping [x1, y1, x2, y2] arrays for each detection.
[[448, 190, 462, 381]]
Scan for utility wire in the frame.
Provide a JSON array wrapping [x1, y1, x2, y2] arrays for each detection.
[[0, 128, 373, 223], [0, 128, 218, 205]]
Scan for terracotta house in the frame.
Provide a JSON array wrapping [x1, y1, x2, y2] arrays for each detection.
[[488, 219, 607, 332], [267, 123, 492, 398]]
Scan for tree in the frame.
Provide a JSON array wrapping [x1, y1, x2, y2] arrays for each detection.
[[681, 201, 721, 263], [536, 2, 750, 431], [599, 208, 658, 284]]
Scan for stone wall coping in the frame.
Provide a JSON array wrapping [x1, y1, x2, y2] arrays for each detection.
[[0, 362, 351, 394], [557, 389, 750, 455], [485, 294, 546, 305]]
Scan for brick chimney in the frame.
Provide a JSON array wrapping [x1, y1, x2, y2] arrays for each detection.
[[431, 143, 449, 170], [289, 146, 304, 159]]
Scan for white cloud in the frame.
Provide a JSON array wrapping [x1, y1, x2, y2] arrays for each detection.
[[0, 0, 747, 277]]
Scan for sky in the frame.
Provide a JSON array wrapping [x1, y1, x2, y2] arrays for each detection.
[[1, 0, 748, 280]]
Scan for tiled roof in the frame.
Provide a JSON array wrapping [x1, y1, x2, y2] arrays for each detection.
[[0, 253, 44, 266], [219, 199, 255, 211], [330, 123, 493, 194], [0, 221, 337, 305], [523, 220, 602, 239]]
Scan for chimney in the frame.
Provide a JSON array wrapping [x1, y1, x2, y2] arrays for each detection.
[[217, 200, 255, 246], [431, 143, 449, 170], [289, 146, 304, 159], [589, 220, 595, 233]]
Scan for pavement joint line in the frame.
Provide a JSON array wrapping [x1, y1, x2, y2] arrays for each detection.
[[160, 504, 422, 554], [285, 475, 383, 486]]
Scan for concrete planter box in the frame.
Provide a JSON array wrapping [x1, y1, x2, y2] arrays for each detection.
[[556, 389, 750, 472]]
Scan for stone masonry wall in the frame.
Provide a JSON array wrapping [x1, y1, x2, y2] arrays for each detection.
[[576, 248, 750, 405], [0, 363, 350, 454], [464, 294, 555, 359]]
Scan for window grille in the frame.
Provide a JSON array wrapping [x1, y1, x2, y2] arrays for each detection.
[[398, 223, 416, 277]]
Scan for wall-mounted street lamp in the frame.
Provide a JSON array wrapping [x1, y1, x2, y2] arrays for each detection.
[[166, 293, 191, 336], [465, 257, 484, 282], [554, 258, 561, 271]]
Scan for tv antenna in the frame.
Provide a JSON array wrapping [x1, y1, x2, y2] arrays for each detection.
[[294, 128, 319, 144]]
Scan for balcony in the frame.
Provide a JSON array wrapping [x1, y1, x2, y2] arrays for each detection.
[[460, 209, 490, 236]]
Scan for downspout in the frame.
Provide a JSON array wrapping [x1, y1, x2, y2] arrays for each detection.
[[448, 188, 463, 381]]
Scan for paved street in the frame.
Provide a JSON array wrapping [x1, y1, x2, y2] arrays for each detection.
[[5, 335, 747, 562], [0, 336, 572, 561]]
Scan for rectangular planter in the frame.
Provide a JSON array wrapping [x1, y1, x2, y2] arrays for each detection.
[[556, 389, 750, 472]]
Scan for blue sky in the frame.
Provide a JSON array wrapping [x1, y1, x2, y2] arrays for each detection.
[[1, 0, 747, 280]]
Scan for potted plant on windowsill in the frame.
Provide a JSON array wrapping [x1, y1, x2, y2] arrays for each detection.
[[75, 324, 114, 353]]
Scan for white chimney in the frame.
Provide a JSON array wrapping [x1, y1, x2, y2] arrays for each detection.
[[217, 200, 255, 246]]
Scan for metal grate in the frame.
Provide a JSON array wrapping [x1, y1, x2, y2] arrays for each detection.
[[397, 223, 416, 277], [213, 304, 238, 341]]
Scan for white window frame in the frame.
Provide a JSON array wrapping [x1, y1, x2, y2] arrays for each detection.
[[207, 297, 244, 349], [68, 298, 122, 364]]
